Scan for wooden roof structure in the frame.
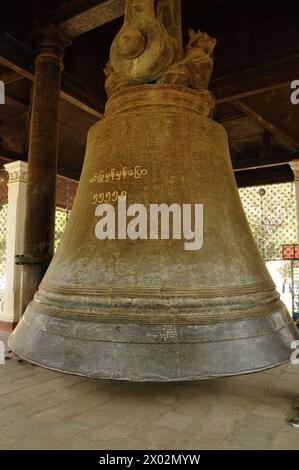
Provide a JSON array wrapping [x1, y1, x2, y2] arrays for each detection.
[[1, 0, 299, 186]]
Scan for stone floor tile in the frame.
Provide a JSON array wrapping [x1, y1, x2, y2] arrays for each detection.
[[0, 356, 298, 449]]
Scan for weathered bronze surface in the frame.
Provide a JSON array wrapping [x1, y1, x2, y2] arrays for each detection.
[[9, 0, 299, 381]]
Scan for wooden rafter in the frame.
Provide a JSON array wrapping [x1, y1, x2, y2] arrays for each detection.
[[232, 100, 299, 152], [0, 70, 23, 84], [34, 0, 125, 38], [213, 55, 299, 104], [0, 35, 103, 119], [1, 30, 297, 122]]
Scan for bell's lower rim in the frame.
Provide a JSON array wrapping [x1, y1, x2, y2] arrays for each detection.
[[6, 349, 292, 383], [9, 307, 299, 381]]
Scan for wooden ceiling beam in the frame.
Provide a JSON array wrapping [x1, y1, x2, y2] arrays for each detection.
[[0, 70, 23, 84], [1, 27, 298, 118], [213, 55, 299, 104], [0, 35, 103, 119], [0, 149, 80, 182], [4, 92, 30, 110], [233, 152, 299, 172], [34, 0, 125, 38], [235, 165, 293, 188], [0, 148, 24, 162], [232, 100, 299, 152]]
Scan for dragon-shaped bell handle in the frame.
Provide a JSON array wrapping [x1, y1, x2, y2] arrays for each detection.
[[110, 0, 182, 84]]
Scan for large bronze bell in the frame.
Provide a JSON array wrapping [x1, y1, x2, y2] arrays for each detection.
[[10, 0, 299, 380]]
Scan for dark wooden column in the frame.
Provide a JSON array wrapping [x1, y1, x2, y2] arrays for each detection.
[[19, 26, 70, 312]]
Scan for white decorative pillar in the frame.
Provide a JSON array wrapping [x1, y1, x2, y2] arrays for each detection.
[[0, 161, 27, 330], [290, 160, 299, 241]]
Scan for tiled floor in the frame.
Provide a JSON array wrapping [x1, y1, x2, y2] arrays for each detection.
[[0, 335, 298, 450]]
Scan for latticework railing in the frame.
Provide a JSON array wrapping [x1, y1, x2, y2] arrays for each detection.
[[0, 170, 8, 309], [239, 182, 298, 261], [55, 208, 68, 251], [55, 177, 78, 250]]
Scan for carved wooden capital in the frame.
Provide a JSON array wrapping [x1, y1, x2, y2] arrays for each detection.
[[35, 24, 71, 69]]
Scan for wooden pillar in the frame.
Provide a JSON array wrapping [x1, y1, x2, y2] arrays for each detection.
[[19, 26, 70, 313]]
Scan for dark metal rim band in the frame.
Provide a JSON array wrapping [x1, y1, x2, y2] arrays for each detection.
[[9, 308, 298, 381], [14, 307, 295, 343]]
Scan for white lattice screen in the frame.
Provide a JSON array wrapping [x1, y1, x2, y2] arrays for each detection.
[[239, 182, 298, 261]]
